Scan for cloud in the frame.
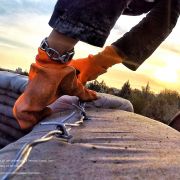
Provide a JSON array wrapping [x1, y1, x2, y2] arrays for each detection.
[[0, 0, 55, 49], [98, 67, 180, 93], [160, 43, 180, 55], [0, 37, 32, 49], [0, 0, 56, 16], [97, 68, 163, 92], [0, 1, 180, 93]]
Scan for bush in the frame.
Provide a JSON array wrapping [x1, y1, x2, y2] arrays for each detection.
[[88, 80, 180, 124], [87, 80, 109, 93]]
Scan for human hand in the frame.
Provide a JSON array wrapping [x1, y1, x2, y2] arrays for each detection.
[[13, 48, 97, 130], [69, 46, 122, 85]]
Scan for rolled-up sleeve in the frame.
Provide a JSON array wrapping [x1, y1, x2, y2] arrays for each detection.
[[113, 0, 180, 70], [49, 0, 128, 47]]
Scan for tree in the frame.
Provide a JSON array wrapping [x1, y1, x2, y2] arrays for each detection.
[[142, 82, 150, 98], [159, 89, 179, 105], [87, 80, 109, 93], [142, 95, 179, 124], [119, 80, 131, 100], [130, 89, 146, 114]]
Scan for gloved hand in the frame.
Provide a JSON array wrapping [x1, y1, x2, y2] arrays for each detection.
[[69, 45, 122, 85], [13, 48, 97, 129]]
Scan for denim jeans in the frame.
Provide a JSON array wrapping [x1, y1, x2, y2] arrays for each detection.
[[49, 0, 179, 70], [49, 0, 130, 47]]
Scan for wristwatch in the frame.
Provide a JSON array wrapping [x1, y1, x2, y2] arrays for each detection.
[[40, 38, 75, 63]]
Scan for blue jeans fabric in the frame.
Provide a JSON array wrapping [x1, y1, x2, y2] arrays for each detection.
[[49, 0, 179, 70], [49, 0, 129, 47]]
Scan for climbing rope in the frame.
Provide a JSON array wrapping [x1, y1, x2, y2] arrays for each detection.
[[1, 101, 87, 180]]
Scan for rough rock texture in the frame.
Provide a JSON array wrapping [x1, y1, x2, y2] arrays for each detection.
[[0, 109, 179, 180]]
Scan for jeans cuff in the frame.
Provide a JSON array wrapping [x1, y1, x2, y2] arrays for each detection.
[[49, 16, 107, 47]]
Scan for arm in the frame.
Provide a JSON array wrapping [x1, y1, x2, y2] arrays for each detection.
[[113, 0, 180, 70]]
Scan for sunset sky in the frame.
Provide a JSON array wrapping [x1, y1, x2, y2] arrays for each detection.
[[0, 0, 180, 93]]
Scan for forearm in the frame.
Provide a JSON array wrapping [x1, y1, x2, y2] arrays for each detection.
[[113, 0, 180, 70], [47, 29, 78, 54]]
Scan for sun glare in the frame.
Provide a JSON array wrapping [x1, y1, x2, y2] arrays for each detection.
[[154, 68, 178, 83]]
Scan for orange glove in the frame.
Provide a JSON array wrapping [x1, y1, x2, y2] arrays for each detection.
[[13, 48, 97, 129], [69, 46, 122, 85]]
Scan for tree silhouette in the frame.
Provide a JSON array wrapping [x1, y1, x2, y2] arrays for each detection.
[[119, 80, 131, 100], [87, 80, 109, 93]]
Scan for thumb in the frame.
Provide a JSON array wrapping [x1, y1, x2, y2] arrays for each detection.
[[77, 72, 88, 85]]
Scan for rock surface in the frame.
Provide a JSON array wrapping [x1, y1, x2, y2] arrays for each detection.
[[0, 109, 179, 180]]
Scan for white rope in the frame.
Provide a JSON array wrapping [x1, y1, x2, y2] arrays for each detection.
[[1, 102, 87, 180], [1, 130, 63, 180]]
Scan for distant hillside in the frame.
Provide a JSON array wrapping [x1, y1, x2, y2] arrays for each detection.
[[0, 67, 28, 76]]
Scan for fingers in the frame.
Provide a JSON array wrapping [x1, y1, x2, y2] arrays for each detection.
[[69, 59, 89, 85], [75, 79, 97, 101], [77, 72, 88, 85], [60, 69, 97, 101], [13, 96, 52, 129]]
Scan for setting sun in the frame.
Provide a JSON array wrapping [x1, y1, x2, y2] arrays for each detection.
[[154, 67, 178, 83]]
